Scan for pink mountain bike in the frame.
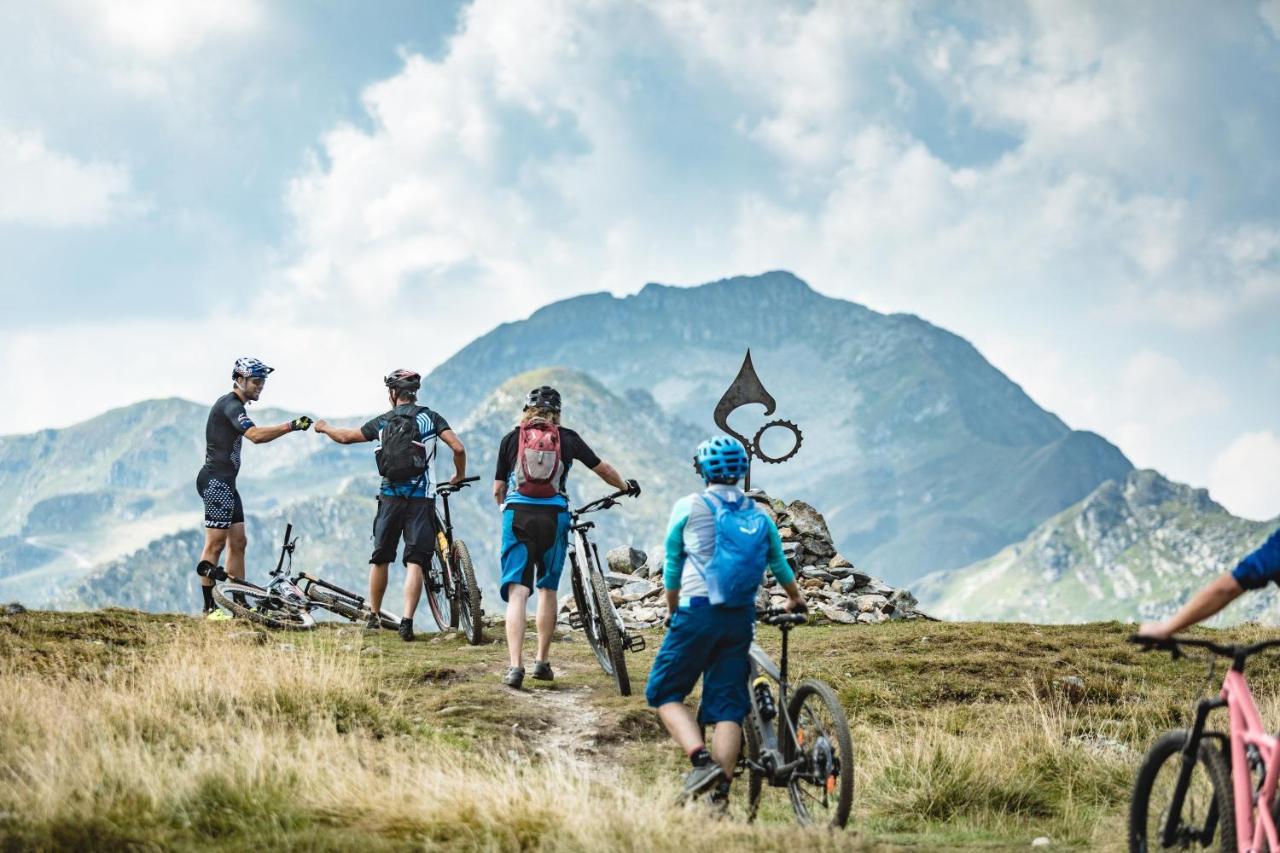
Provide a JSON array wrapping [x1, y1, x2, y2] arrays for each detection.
[[1129, 634, 1280, 852]]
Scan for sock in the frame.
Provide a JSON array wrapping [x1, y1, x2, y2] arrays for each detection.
[[201, 585, 215, 610], [689, 746, 712, 768]]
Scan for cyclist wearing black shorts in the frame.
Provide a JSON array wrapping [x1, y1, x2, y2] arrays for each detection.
[[196, 357, 313, 619], [492, 385, 638, 688], [315, 369, 467, 641]]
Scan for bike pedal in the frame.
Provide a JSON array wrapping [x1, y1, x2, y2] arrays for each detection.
[[625, 634, 646, 653], [567, 612, 585, 630]]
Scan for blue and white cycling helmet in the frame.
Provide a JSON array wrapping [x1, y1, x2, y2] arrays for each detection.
[[694, 435, 750, 483], [232, 357, 274, 381]]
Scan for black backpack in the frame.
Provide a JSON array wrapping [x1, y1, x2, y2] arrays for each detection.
[[376, 406, 427, 484]]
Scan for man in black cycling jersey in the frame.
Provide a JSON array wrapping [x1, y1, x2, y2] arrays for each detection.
[[315, 369, 467, 641], [196, 357, 312, 619], [1138, 526, 1280, 639]]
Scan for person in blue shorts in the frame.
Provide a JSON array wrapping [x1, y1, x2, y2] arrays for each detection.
[[645, 435, 806, 805], [492, 385, 638, 689], [1138, 526, 1280, 639]]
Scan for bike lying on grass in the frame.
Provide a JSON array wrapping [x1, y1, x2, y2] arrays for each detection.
[[564, 487, 646, 696], [704, 608, 854, 828], [1129, 633, 1280, 853], [198, 523, 399, 631], [421, 476, 484, 644]]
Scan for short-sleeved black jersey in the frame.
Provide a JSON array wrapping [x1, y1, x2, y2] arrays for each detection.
[[202, 392, 255, 477]]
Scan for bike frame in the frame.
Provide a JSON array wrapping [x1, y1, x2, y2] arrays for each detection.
[[566, 489, 645, 655], [746, 621, 806, 784]]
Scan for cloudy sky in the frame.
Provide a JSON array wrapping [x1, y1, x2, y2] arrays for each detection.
[[2, 0, 1278, 518]]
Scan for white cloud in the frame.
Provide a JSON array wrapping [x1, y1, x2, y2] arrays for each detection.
[[1210, 431, 1280, 520], [0, 130, 138, 226], [75, 0, 264, 59]]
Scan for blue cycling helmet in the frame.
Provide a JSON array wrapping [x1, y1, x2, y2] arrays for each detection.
[[694, 435, 750, 483], [232, 357, 274, 381]]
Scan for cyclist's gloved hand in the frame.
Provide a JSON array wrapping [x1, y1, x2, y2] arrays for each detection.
[[625, 479, 642, 498], [290, 416, 314, 432], [786, 595, 808, 614]]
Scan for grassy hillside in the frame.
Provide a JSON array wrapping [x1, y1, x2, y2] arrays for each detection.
[[5, 609, 1277, 850]]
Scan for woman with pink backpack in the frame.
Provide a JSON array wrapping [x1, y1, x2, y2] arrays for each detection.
[[492, 385, 640, 689]]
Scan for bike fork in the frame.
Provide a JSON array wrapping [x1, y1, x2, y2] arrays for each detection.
[[1163, 697, 1227, 848]]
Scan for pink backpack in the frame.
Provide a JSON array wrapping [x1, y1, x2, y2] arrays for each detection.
[[515, 420, 564, 498]]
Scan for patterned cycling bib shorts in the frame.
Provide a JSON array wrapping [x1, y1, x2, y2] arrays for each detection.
[[196, 469, 244, 529]]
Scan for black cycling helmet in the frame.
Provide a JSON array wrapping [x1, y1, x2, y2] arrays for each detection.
[[524, 385, 561, 412], [383, 369, 421, 393]]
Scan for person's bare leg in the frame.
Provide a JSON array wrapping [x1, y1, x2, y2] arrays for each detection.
[[226, 523, 247, 581], [403, 561, 424, 621], [710, 721, 742, 778], [657, 702, 705, 755], [534, 587, 557, 663], [505, 584, 531, 668], [369, 563, 390, 617], [199, 528, 228, 586]]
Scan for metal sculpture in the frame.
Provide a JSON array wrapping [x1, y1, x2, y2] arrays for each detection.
[[713, 350, 803, 489]]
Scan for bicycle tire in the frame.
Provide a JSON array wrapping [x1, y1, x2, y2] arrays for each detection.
[[587, 564, 630, 696], [569, 555, 599, 648], [424, 550, 453, 632], [786, 679, 854, 828], [213, 581, 316, 632], [452, 540, 483, 645], [1129, 729, 1234, 853]]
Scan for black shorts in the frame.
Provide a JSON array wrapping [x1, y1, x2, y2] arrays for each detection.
[[196, 469, 243, 530], [370, 496, 436, 567]]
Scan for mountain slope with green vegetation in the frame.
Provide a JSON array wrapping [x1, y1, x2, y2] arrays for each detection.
[[5, 607, 1277, 850], [916, 469, 1280, 624]]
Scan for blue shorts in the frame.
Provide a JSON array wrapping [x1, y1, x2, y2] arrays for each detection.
[[499, 506, 571, 601], [645, 603, 754, 725]]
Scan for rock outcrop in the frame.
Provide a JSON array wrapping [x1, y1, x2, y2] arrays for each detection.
[[559, 491, 931, 632]]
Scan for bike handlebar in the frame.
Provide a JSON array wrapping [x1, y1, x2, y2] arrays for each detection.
[[1128, 634, 1280, 662], [572, 488, 634, 517], [757, 607, 808, 626], [437, 476, 481, 496]]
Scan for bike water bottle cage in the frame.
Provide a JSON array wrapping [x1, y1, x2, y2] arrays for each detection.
[[694, 491, 769, 607]]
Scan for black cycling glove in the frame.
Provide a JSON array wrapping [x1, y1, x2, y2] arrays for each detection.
[[625, 479, 642, 497], [290, 416, 314, 432]]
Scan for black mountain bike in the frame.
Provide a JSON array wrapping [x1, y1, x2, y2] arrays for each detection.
[[718, 608, 854, 828], [198, 524, 316, 631], [565, 488, 645, 695], [422, 476, 484, 645]]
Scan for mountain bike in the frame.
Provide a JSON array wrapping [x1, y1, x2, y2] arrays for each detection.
[[295, 569, 399, 631], [716, 608, 854, 828], [565, 487, 645, 695], [1129, 633, 1280, 852], [422, 476, 484, 644], [197, 524, 315, 631]]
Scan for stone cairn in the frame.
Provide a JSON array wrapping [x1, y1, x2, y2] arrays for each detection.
[[557, 490, 931, 632]]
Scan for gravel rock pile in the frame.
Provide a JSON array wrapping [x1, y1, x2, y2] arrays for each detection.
[[557, 491, 932, 632]]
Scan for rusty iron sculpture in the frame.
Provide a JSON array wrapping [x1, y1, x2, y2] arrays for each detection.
[[713, 350, 803, 489]]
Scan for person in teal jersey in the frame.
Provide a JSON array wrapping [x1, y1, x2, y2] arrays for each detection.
[[645, 435, 806, 805], [492, 385, 638, 688]]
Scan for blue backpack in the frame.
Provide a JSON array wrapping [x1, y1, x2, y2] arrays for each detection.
[[695, 491, 770, 607]]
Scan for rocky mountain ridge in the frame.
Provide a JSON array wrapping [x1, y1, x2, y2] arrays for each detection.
[[915, 469, 1280, 624]]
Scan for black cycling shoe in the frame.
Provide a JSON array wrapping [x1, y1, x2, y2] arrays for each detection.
[[677, 764, 725, 803], [398, 617, 414, 642], [503, 666, 525, 689], [531, 660, 554, 681]]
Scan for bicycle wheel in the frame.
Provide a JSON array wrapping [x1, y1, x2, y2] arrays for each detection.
[[452, 540, 483, 645], [586, 565, 630, 696], [424, 550, 453, 632], [213, 581, 316, 631], [569, 555, 601, 649], [786, 679, 854, 828], [303, 586, 364, 622], [1129, 729, 1234, 852]]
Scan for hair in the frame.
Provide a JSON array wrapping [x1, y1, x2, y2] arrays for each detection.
[[391, 389, 417, 404], [520, 408, 560, 426]]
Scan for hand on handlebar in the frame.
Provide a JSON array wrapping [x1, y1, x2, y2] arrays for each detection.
[[624, 479, 641, 498], [1136, 620, 1173, 642], [785, 594, 808, 614]]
